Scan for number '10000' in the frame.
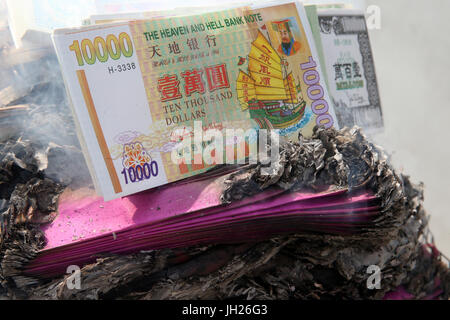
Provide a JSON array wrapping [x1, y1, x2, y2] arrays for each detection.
[[121, 161, 159, 185], [69, 33, 133, 66]]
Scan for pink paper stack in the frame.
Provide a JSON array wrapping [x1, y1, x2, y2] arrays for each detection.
[[25, 174, 380, 278]]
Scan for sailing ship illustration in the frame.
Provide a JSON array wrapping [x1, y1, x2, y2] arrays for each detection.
[[236, 31, 306, 129]]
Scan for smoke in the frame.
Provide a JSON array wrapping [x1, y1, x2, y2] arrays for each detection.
[[0, 14, 92, 192]]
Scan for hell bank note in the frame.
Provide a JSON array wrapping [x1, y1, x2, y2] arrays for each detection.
[[316, 9, 384, 131], [52, 1, 336, 200]]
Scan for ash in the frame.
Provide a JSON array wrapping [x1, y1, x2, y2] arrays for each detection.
[[0, 29, 92, 298]]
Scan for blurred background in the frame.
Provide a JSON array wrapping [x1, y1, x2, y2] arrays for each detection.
[[366, 0, 450, 257], [0, 0, 448, 255]]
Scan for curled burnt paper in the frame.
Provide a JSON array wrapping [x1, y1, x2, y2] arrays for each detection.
[[0, 125, 448, 300]]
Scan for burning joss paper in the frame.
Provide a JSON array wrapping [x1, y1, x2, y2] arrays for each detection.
[[52, 1, 336, 200]]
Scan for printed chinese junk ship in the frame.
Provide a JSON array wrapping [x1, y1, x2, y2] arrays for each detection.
[[236, 31, 306, 129]]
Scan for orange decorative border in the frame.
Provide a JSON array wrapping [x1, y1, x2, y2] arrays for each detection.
[[76, 70, 123, 194]]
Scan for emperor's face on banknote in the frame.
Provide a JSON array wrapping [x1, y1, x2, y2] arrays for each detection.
[[279, 24, 291, 43], [272, 20, 302, 57]]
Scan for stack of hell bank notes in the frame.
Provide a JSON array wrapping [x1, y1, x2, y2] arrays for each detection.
[[53, 1, 382, 201], [26, 173, 380, 277], [53, 1, 342, 200]]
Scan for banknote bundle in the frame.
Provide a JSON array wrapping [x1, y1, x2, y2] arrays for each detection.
[[24, 164, 379, 278], [52, 1, 336, 200]]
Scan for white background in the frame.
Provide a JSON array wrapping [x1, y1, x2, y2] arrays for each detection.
[[367, 0, 450, 256]]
